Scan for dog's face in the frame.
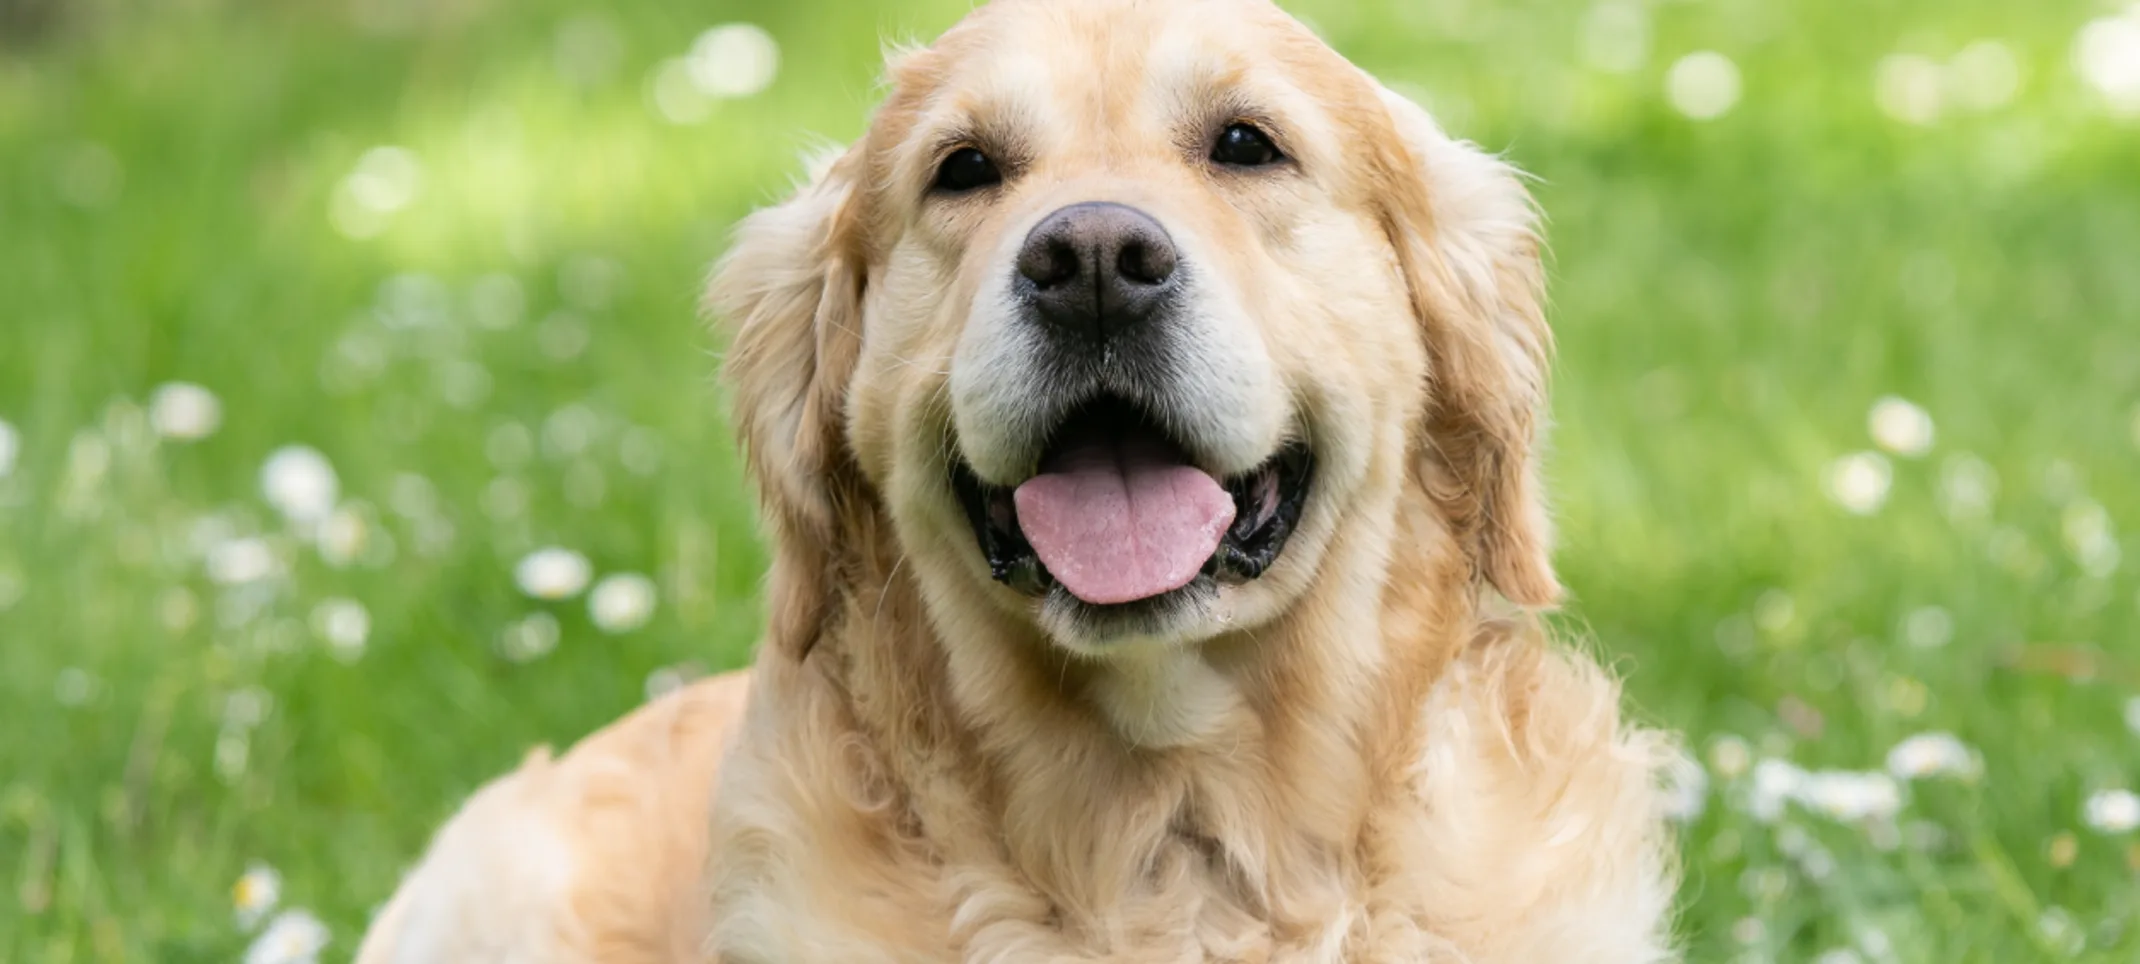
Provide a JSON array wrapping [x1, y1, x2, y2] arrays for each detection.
[[717, 0, 1560, 661]]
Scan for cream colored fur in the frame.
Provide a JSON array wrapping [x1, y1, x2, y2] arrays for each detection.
[[357, 2, 1681, 961]]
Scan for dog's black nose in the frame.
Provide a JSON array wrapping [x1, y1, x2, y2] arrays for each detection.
[[1015, 202, 1179, 343]]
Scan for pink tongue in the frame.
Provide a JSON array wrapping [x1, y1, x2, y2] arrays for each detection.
[[1012, 432, 1235, 605]]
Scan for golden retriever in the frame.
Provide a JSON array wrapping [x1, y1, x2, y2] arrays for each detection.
[[356, 1, 1681, 961]]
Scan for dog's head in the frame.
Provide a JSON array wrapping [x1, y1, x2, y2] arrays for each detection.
[[713, 0, 1556, 661]]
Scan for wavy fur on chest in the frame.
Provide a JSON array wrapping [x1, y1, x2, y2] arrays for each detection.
[[704, 507, 1676, 964]]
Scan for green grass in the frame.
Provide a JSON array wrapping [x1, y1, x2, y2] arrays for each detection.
[[2, 0, 2137, 960]]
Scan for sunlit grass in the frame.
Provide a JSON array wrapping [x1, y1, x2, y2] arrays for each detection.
[[1, 0, 2137, 961]]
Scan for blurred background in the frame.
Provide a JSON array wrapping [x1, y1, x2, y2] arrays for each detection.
[[2, 0, 2137, 960]]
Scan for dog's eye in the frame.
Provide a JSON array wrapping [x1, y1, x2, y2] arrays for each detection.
[[933, 147, 1002, 193], [1211, 123, 1283, 168]]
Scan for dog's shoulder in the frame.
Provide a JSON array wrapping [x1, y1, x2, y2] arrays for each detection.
[[355, 672, 752, 964], [1363, 626, 1682, 963]]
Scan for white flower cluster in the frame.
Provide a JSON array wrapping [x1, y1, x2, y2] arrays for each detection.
[[233, 863, 329, 964], [1726, 730, 1981, 826], [507, 547, 660, 660]]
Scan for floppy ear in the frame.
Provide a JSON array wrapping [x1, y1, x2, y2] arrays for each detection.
[[707, 145, 868, 654], [1372, 86, 1561, 608]]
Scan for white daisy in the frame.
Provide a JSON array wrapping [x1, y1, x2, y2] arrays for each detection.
[[148, 382, 223, 441], [1885, 732, 1979, 781], [1797, 769, 1903, 822], [515, 547, 592, 600], [2077, 8, 2140, 116], [244, 908, 329, 964], [261, 446, 340, 527], [498, 612, 563, 663], [1867, 396, 1934, 457], [1707, 734, 1753, 780], [1825, 452, 1892, 515], [206, 537, 281, 586], [232, 862, 282, 930], [1748, 758, 1805, 822], [687, 24, 780, 98], [2083, 788, 2140, 833], [589, 573, 658, 634], [1666, 51, 1741, 120], [311, 598, 371, 663]]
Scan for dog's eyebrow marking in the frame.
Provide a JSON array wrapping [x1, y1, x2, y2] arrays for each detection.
[[920, 112, 1034, 186], [925, 126, 983, 162], [1166, 76, 1300, 166]]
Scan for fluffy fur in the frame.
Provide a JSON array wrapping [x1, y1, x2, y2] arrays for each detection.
[[357, 2, 1681, 961]]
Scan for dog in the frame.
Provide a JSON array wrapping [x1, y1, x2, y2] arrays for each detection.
[[356, 1, 1681, 960]]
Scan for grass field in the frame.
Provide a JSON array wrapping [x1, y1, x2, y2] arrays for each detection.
[[3, 0, 2138, 960]]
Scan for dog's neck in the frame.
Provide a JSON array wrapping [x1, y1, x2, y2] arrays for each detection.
[[790, 477, 1485, 933], [1084, 640, 1247, 749]]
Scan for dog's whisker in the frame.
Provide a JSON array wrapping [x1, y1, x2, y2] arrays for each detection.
[[883, 349, 952, 376]]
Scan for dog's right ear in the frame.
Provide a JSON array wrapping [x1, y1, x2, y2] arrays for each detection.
[[707, 145, 866, 656]]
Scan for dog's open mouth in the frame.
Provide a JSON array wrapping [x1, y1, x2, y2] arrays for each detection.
[[952, 397, 1312, 608]]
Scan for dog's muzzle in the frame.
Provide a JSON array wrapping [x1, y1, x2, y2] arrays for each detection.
[[946, 201, 1305, 616]]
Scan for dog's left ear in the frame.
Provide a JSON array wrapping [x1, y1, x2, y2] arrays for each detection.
[[1371, 85, 1561, 608]]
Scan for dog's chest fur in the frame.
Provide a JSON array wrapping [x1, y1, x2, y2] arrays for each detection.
[[705, 636, 1677, 964]]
